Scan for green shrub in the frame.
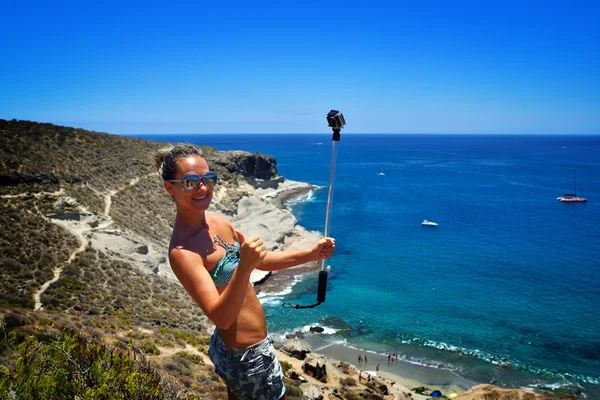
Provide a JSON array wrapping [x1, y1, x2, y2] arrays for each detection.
[[175, 352, 204, 365], [155, 338, 175, 347], [141, 342, 161, 355], [279, 360, 293, 373], [0, 328, 185, 399]]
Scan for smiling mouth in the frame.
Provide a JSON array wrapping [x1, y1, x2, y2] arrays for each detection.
[[193, 195, 208, 201]]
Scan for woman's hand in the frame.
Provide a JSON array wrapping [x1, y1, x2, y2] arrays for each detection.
[[235, 230, 267, 271], [310, 237, 336, 261]]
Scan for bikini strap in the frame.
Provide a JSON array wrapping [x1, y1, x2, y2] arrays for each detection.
[[213, 234, 239, 254]]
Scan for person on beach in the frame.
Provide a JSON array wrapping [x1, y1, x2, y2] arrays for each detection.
[[154, 144, 336, 400]]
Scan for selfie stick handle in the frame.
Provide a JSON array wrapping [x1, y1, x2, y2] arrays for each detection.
[[282, 110, 344, 309]]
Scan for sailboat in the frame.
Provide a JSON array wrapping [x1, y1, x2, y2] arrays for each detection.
[[557, 171, 587, 203]]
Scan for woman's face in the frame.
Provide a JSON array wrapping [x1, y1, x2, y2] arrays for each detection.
[[165, 155, 213, 211]]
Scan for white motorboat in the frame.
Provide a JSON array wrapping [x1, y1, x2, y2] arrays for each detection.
[[421, 220, 438, 227]]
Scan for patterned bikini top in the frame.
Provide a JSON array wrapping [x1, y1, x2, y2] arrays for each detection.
[[208, 234, 240, 287]]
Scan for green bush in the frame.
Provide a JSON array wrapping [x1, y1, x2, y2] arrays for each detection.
[[0, 328, 184, 399], [141, 342, 161, 355], [279, 360, 293, 373], [175, 352, 204, 365]]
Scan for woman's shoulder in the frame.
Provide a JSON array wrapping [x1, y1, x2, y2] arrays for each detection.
[[168, 242, 205, 269], [206, 213, 235, 230]]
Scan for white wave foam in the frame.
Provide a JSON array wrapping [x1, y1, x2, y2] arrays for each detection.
[[271, 322, 345, 346], [314, 343, 335, 351], [299, 324, 338, 335], [403, 337, 600, 386], [285, 189, 316, 207], [525, 382, 577, 391]]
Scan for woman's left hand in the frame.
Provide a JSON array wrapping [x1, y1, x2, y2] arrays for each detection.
[[310, 237, 336, 261]]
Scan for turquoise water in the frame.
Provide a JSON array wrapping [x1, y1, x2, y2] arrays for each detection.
[[135, 133, 600, 397]]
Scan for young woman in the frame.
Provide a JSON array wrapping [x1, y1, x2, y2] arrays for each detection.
[[154, 144, 335, 399]]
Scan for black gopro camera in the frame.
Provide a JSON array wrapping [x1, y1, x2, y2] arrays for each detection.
[[326, 110, 346, 131]]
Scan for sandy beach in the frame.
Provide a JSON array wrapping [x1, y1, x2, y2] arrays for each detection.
[[275, 332, 473, 398], [274, 346, 433, 400], [315, 341, 472, 395]]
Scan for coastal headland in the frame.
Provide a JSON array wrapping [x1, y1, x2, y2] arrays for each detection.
[[0, 119, 575, 399]]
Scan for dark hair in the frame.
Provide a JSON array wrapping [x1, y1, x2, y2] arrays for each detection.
[[153, 144, 205, 181]]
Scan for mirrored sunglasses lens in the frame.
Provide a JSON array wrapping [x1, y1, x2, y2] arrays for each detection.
[[203, 176, 216, 187], [181, 176, 200, 190]]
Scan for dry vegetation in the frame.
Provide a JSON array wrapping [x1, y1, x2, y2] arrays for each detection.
[[0, 310, 228, 399], [41, 246, 209, 331], [0, 120, 159, 196], [109, 174, 177, 246], [0, 196, 79, 308]]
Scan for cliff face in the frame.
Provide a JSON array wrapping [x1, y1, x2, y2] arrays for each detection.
[[211, 150, 277, 180]]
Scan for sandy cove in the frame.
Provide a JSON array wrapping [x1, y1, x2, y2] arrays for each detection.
[[275, 348, 430, 400]]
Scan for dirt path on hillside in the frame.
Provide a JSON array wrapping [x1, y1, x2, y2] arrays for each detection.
[[32, 173, 156, 310], [33, 207, 93, 311], [103, 174, 153, 217], [0, 188, 65, 200]]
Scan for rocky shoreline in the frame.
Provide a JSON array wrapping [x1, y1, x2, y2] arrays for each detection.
[[274, 336, 566, 400]]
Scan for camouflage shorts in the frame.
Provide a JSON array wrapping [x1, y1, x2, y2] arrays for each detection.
[[208, 330, 285, 400]]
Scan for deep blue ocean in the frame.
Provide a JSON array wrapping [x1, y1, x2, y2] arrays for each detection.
[[133, 133, 600, 397]]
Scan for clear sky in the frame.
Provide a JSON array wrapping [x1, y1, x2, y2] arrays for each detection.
[[1, 0, 599, 134]]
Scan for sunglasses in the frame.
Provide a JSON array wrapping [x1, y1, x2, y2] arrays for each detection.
[[168, 172, 218, 191]]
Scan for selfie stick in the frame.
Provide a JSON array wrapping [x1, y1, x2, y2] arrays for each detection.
[[283, 110, 345, 309]]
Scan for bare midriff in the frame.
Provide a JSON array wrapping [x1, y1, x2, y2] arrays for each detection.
[[216, 281, 267, 348], [170, 215, 268, 349]]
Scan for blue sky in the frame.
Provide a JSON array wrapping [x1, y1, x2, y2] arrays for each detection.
[[1, 0, 599, 134]]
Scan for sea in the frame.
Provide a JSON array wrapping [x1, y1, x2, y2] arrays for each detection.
[[132, 133, 600, 398]]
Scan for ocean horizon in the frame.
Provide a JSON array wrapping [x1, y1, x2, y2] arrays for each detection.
[[132, 133, 600, 398]]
